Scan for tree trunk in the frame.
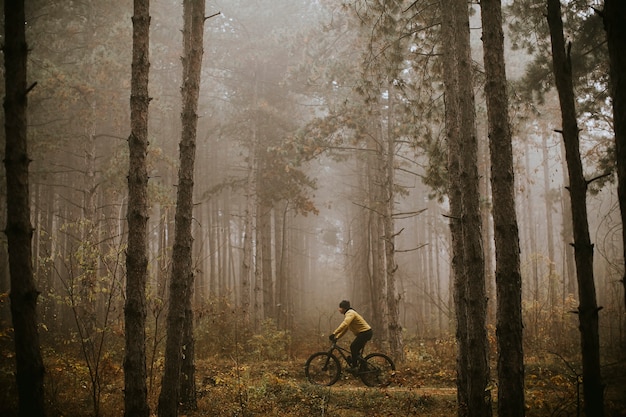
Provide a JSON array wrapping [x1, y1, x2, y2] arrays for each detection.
[[440, 0, 468, 413], [180, 292, 197, 412], [559, 143, 577, 298], [521, 140, 540, 343], [243, 62, 261, 326], [480, 1, 524, 416], [3, 1, 46, 415], [367, 134, 388, 343], [480, 143, 495, 327], [542, 135, 558, 315], [446, 0, 492, 416], [157, 0, 204, 415], [351, 156, 381, 331], [259, 203, 274, 321], [124, 0, 151, 416], [240, 143, 256, 327], [384, 85, 404, 362], [275, 201, 289, 329], [547, 1, 605, 415], [209, 199, 219, 297], [603, 0, 626, 314]]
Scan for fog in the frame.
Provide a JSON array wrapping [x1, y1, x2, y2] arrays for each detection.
[[1, 0, 623, 354]]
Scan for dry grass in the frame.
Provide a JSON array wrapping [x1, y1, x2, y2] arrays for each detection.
[[1, 329, 625, 416]]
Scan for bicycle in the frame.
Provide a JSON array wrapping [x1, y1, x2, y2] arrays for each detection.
[[304, 340, 395, 387]]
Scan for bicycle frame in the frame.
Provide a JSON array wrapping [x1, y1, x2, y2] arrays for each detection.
[[328, 341, 364, 367]]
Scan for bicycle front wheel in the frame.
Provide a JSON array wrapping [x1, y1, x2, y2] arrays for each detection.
[[305, 352, 341, 386], [360, 353, 395, 387]]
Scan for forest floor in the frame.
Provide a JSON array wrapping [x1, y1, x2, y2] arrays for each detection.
[[187, 354, 626, 417], [1, 336, 626, 416]]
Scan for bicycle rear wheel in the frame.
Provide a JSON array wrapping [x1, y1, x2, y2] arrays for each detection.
[[305, 352, 341, 386], [359, 353, 395, 387]]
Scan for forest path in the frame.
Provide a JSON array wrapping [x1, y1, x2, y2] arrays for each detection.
[[316, 382, 458, 397]]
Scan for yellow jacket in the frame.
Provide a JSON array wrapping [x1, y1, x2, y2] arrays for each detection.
[[332, 309, 371, 339]]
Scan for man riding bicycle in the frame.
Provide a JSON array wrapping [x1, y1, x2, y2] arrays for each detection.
[[329, 300, 373, 372]]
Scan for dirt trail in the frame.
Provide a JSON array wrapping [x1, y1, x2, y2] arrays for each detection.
[[327, 384, 457, 397]]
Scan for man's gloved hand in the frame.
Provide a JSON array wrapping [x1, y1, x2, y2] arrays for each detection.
[[329, 334, 336, 342]]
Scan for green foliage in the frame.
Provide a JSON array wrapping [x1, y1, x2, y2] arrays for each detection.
[[507, 0, 612, 143]]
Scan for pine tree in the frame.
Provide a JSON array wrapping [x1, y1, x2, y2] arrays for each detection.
[[547, 0, 605, 415], [157, 0, 205, 415], [124, 0, 151, 416], [3, 1, 46, 415], [480, 0, 525, 415]]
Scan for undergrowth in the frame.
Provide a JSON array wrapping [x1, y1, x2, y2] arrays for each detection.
[[1, 314, 625, 416]]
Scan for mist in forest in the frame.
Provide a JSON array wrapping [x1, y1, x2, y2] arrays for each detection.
[[1, 0, 625, 415], [0, 0, 622, 351]]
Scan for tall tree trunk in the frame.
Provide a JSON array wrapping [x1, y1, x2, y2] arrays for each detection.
[[80, 111, 98, 348], [253, 204, 262, 330], [157, 0, 204, 415], [124, 0, 151, 416], [453, 0, 492, 416], [522, 140, 540, 343], [209, 199, 219, 297], [542, 135, 558, 315], [480, 1, 524, 416], [240, 143, 256, 327], [547, 1, 605, 415], [367, 135, 388, 343], [218, 195, 229, 298], [603, 0, 626, 314], [4, 1, 46, 415], [284, 221, 296, 331], [559, 143, 577, 298], [275, 201, 289, 329], [440, 0, 468, 414], [352, 155, 380, 330], [259, 203, 274, 321], [480, 143, 495, 326], [384, 85, 404, 362]]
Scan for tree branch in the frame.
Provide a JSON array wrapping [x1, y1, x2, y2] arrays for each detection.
[[586, 171, 612, 185]]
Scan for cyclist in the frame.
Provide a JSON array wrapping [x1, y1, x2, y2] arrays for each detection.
[[329, 300, 373, 372]]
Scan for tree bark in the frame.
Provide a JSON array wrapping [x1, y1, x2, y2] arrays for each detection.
[[180, 293, 197, 412], [542, 135, 558, 314], [4, 1, 46, 415], [480, 0, 525, 416], [384, 85, 404, 362], [440, 0, 468, 413], [367, 131, 388, 343], [443, 0, 492, 416], [547, 1, 605, 415], [559, 143, 577, 298], [258, 203, 274, 321], [124, 1, 151, 416], [603, 0, 626, 314], [240, 144, 256, 326], [157, 0, 205, 415], [276, 201, 289, 329]]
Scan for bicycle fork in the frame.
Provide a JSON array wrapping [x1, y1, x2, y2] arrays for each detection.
[[322, 355, 332, 372]]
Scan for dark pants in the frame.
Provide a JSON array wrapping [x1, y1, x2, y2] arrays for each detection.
[[350, 329, 373, 366]]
